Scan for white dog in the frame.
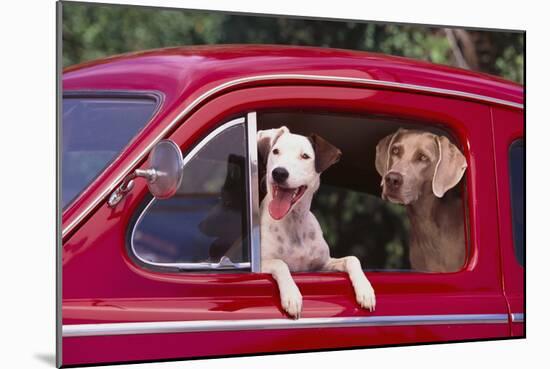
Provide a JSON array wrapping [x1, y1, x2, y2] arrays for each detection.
[[257, 126, 376, 319]]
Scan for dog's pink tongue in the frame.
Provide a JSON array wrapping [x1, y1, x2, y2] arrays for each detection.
[[269, 188, 294, 220]]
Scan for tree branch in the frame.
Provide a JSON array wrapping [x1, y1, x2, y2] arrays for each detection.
[[444, 28, 469, 69]]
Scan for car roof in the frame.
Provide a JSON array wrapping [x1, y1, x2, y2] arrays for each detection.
[[63, 44, 523, 108]]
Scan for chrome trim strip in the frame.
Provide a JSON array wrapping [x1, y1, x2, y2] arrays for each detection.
[[62, 73, 523, 238], [511, 313, 524, 323], [129, 118, 250, 270], [63, 313, 509, 337], [181, 117, 245, 166], [63, 89, 164, 102], [246, 112, 262, 273]]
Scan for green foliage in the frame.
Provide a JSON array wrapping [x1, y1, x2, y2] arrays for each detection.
[[496, 36, 524, 84], [62, 4, 226, 66], [312, 186, 411, 270], [369, 25, 451, 64], [62, 2, 524, 84]]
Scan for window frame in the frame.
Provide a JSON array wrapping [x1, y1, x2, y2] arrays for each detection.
[[127, 113, 262, 272], [128, 107, 472, 275], [61, 90, 164, 209]]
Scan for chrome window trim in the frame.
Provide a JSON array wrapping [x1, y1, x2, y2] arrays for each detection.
[[63, 89, 164, 102], [511, 313, 524, 323], [62, 73, 523, 238], [129, 117, 251, 271], [246, 112, 262, 272], [63, 313, 509, 337]]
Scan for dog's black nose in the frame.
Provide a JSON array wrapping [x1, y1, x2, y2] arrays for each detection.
[[272, 167, 289, 184], [385, 172, 403, 190]]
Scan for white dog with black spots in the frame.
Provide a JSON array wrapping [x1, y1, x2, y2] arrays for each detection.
[[257, 126, 376, 319]]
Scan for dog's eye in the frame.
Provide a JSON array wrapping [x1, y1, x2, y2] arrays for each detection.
[[418, 154, 429, 162], [391, 147, 400, 155], [272, 148, 279, 155], [301, 153, 310, 159]]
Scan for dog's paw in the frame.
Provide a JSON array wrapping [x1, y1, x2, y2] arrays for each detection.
[[280, 285, 303, 319], [354, 281, 376, 312]]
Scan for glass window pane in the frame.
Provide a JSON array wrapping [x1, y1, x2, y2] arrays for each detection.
[[62, 96, 157, 208], [509, 140, 525, 266], [132, 124, 249, 267]]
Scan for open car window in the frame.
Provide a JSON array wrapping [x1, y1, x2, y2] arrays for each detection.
[[257, 111, 469, 272]]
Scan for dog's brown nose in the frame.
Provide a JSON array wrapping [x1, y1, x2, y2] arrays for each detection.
[[385, 172, 403, 190], [272, 167, 289, 184]]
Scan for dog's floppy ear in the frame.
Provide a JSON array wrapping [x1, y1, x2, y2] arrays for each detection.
[[257, 126, 289, 164], [375, 129, 402, 178], [308, 134, 342, 173], [432, 135, 467, 198]]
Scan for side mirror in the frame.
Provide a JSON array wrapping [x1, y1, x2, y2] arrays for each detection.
[[137, 140, 184, 199], [108, 140, 184, 207]]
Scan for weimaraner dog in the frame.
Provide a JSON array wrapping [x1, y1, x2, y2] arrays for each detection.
[[375, 128, 467, 272]]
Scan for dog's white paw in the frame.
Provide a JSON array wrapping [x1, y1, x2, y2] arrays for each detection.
[[354, 281, 376, 312], [280, 285, 303, 319]]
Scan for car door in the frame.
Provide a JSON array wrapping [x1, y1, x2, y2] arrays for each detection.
[[62, 82, 511, 366], [492, 106, 525, 337]]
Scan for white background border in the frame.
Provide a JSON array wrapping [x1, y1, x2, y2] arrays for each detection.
[[1, 0, 544, 368]]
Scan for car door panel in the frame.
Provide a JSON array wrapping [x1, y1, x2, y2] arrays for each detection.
[[491, 107, 525, 337], [63, 84, 510, 366], [63, 322, 509, 366]]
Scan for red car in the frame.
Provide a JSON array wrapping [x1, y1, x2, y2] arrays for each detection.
[[60, 45, 524, 367]]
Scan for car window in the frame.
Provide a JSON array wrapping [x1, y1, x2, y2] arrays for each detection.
[[130, 121, 250, 270], [509, 140, 525, 266], [258, 111, 469, 273], [62, 95, 158, 208]]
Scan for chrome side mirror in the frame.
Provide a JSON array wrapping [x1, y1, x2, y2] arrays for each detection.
[[139, 140, 184, 199], [108, 140, 184, 207]]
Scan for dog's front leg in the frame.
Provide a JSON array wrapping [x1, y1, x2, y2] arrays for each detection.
[[262, 258, 303, 319], [325, 256, 376, 311]]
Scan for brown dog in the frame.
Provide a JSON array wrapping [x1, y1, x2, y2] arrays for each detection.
[[375, 128, 467, 272]]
